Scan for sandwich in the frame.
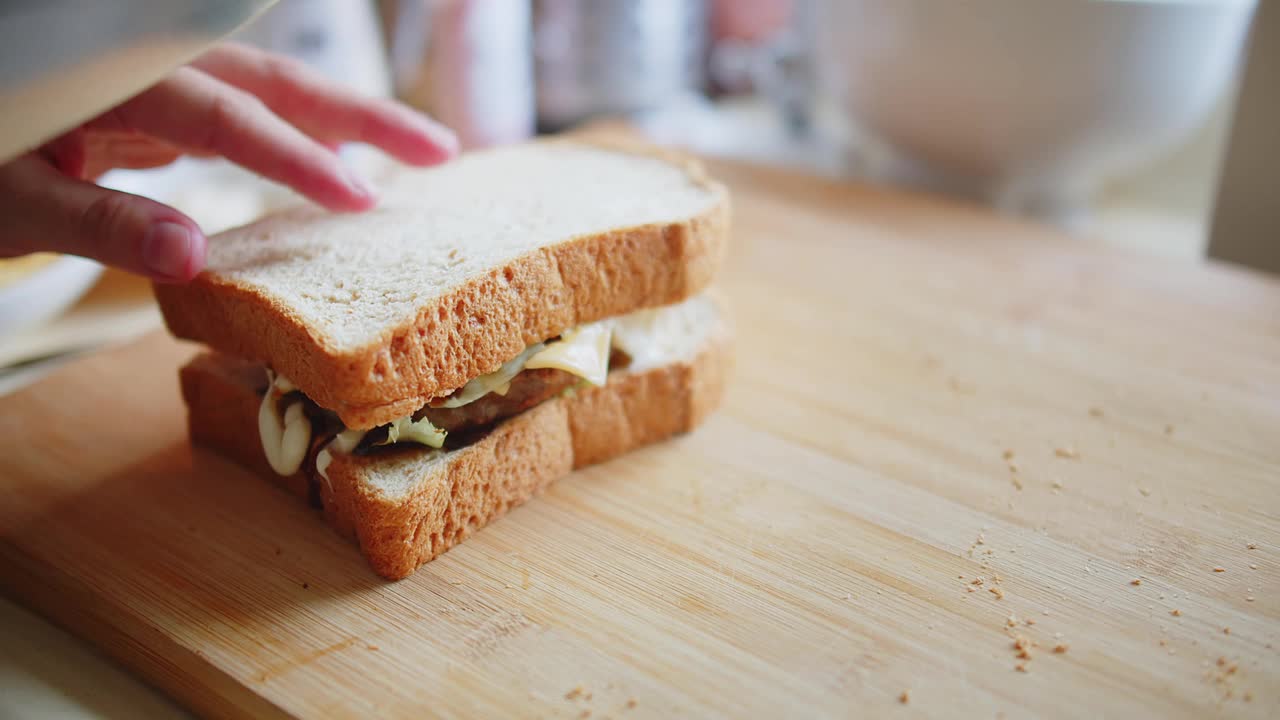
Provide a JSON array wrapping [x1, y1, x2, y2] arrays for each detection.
[[154, 139, 732, 579]]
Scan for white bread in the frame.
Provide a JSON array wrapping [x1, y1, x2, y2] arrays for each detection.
[[157, 139, 729, 430], [180, 294, 732, 579]]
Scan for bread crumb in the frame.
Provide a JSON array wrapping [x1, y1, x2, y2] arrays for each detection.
[[578, 710, 591, 719], [1011, 474, 1024, 491], [972, 577, 985, 585], [1088, 407, 1104, 418], [1170, 609, 1182, 617], [1223, 627, 1231, 635], [1015, 663, 1028, 673], [1024, 618, 1036, 626], [1006, 614, 1019, 628], [1164, 424, 1174, 435], [302, 582, 309, 590], [1138, 487, 1152, 497], [1002, 449, 1015, 461], [1130, 579, 1142, 586], [1246, 596, 1255, 602], [1054, 447, 1079, 459], [1244, 692, 1253, 702], [1213, 567, 1226, 573], [1053, 644, 1069, 654], [899, 690, 910, 704], [626, 698, 638, 709], [1246, 542, 1258, 550], [990, 587, 1005, 600], [565, 687, 584, 700]]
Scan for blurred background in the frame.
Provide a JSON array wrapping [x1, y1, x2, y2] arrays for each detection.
[[0, 0, 1274, 395]]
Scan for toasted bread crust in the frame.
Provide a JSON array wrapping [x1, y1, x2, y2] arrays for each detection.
[[158, 140, 729, 430], [180, 325, 731, 580]]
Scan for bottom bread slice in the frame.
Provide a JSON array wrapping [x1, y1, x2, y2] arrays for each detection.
[[179, 303, 731, 579]]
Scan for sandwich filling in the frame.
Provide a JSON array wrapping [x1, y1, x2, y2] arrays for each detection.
[[257, 295, 710, 481]]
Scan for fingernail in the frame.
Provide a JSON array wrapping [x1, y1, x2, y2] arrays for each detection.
[[426, 120, 461, 157], [409, 113, 460, 157], [343, 166, 377, 200], [142, 221, 195, 280]]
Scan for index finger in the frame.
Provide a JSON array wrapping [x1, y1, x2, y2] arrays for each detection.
[[103, 67, 377, 212], [194, 44, 459, 165]]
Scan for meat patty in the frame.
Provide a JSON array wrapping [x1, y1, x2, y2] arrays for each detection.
[[416, 368, 579, 433]]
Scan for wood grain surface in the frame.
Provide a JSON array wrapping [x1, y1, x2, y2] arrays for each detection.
[[1, 160, 1278, 719]]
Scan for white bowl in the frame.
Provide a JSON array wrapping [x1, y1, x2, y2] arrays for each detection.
[[0, 255, 104, 342], [814, 0, 1257, 226]]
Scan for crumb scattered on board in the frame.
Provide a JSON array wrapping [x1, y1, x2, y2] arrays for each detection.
[[899, 691, 910, 705], [1246, 542, 1258, 550], [1213, 567, 1226, 573], [565, 687, 585, 701], [1088, 406, 1104, 418], [1054, 446, 1080, 460], [1170, 609, 1183, 617], [1130, 579, 1142, 586], [1053, 644, 1069, 654]]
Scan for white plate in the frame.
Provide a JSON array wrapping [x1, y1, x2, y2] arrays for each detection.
[[0, 256, 104, 342]]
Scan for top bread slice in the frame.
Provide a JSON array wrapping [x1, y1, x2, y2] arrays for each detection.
[[153, 138, 729, 430]]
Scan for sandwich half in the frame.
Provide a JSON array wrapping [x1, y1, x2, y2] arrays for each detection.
[[155, 139, 732, 579]]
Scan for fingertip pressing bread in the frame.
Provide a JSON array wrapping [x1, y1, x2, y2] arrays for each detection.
[[158, 140, 730, 429], [182, 294, 732, 579]]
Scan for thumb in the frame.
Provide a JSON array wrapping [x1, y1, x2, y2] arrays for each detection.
[[0, 154, 207, 282]]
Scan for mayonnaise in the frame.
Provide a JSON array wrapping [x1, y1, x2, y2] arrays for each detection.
[[258, 371, 311, 476]]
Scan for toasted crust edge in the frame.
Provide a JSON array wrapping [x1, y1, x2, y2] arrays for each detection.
[[158, 139, 730, 430], [180, 321, 732, 580]]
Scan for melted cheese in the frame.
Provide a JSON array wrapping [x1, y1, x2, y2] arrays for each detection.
[[258, 371, 311, 476], [316, 428, 367, 483], [524, 320, 613, 386]]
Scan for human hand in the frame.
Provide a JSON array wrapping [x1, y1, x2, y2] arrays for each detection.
[[0, 43, 458, 282]]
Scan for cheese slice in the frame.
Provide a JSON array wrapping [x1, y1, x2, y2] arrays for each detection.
[[524, 320, 613, 386]]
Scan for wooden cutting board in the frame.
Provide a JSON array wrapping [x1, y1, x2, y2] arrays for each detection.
[[2, 160, 1278, 719]]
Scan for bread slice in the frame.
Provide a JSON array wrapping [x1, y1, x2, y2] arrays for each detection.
[[179, 294, 731, 580], [156, 139, 730, 430]]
